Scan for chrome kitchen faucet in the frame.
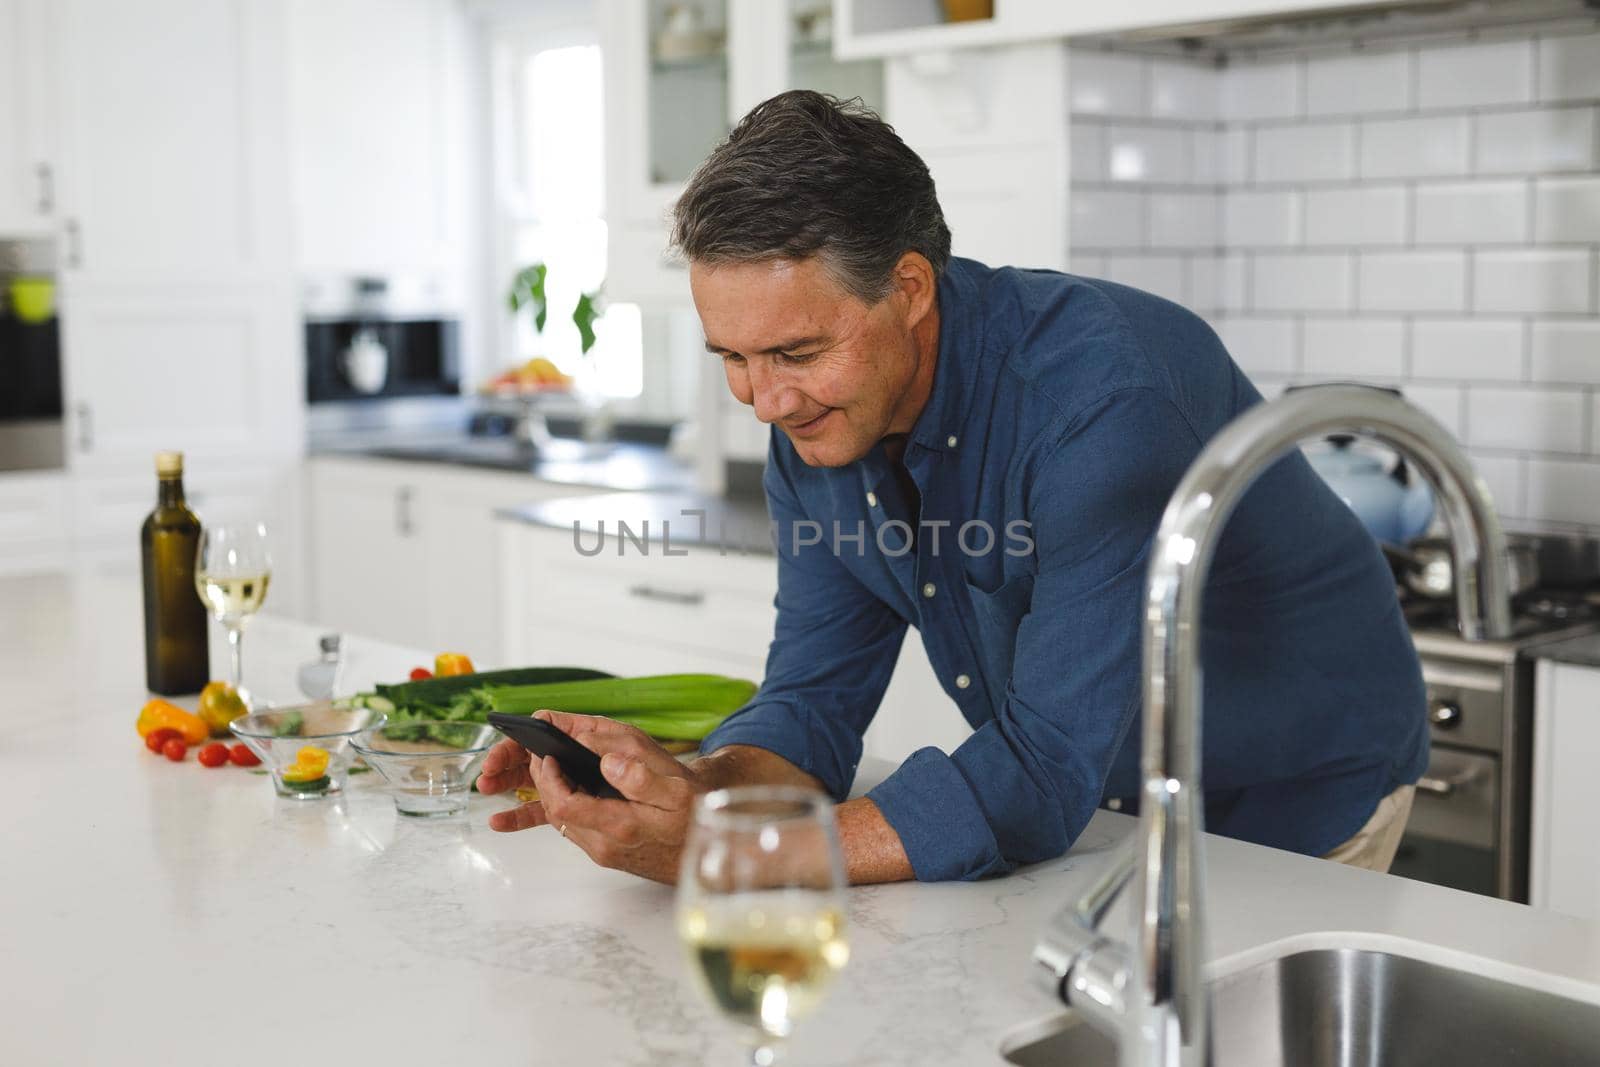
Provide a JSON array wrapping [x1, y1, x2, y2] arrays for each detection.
[[1029, 385, 1515, 1067]]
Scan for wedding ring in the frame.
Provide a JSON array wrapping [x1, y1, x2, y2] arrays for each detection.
[[559, 823, 569, 839]]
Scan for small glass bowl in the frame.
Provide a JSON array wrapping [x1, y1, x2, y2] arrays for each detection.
[[351, 721, 500, 817], [230, 703, 386, 800]]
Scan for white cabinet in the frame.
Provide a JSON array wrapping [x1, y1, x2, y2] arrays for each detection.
[[45, 0, 302, 566], [834, 0, 1379, 59], [600, 0, 886, 306], [0, 471, 69, 575], [308, 457, 604, 659], [0, 0, 57, 235], [498, 521, 968, 765], [287, 0, 474, 279], [1531, 658, 1600, 921]]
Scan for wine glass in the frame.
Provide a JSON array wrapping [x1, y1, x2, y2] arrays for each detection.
[[194, 521, 272, 701], [677, 786, 850, 1067]]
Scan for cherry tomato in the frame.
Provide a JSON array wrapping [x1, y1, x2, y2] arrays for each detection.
[[409, 667, 433, 681], [228, 743, 261, 767], [162, 737, 188, 762], [197, 742, 229, 768], [145, 727, 181, 754]]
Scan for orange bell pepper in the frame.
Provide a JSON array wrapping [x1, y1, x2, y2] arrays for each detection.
[[136, 699, 210, 746], [434, 652, 475, 677]]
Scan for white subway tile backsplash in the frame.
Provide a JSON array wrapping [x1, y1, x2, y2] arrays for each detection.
[[1412, 319, 1525, 380], [1070, 51, 1147, 117], [1401, 383, 1465, 438], [1219, 128, 1252, 183], [1476, 108, 1597, 174], [1107, 125, 1190, 184], [1221, 60, 1302, 121], [1071, 122, 1105, 182], [1304, 49, 1412, 117], [1473, 249, 1593, 313], [1413, 181, 1531, 245], [1253, 253, 1352, 311], [1466, 452, 1527, 520], [1070, 189, 1145, 248], [1538, 32, 1600, 104], [1223, 190, 1300, 246], [1466, 387, 1586, 451], [1216, 316, 1298, 374], [1532, 321, 1600, 383], [1304, 186, 1407, 246], [1148, 192, 1220, 248], [1535, 176, 1600, 243], [1302, 317, 1405, 378], [1359, 252, 1468, 312], [1107, 254, 1188, 304], [1418, 40, 1534, 109], [1149, 59, 1219, 121], [1066, 32, 1600, 532], [1253, 123, 1356, 184], [1361, 116, 1471, 179], [1191, 129, 1223, 185], [1069, 252, 1108, 278], [1526, 459, 1600, 524]]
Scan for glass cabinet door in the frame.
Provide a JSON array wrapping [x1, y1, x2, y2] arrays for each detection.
[[647, 0, 730, 185], [788, 1, 883, 113]]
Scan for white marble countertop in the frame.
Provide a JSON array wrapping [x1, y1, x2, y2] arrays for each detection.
[[6, 568, 1600, 1066]]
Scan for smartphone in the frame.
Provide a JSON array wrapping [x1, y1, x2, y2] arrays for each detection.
[[486, 713, 621, 799]]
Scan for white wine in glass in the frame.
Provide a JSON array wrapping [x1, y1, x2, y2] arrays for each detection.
[[195, 521, 272, 698], [677, 787, 850, 1066]]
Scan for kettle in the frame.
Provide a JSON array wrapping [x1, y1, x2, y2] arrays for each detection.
[[1305, 435, 1435, 545]]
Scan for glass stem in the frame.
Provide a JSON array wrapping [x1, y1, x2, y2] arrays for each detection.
[[226, 624, 243, 690]]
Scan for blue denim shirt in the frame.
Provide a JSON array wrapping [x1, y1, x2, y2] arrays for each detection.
[[701, 257, 1428, 882]]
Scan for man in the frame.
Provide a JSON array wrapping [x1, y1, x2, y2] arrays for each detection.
[[479, 91, 1427, 884]]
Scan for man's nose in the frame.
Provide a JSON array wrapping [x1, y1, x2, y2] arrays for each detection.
[[748, 362, 801, 424]]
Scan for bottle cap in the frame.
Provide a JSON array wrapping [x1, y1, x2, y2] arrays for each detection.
[[155, 451, 184, 476]]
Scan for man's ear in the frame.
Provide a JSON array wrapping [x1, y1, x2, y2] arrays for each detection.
[[891, 251, 937, 329]]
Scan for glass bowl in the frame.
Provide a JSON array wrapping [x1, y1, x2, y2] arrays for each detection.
[[230, 703, 386, 800], [351, 721, 500, 817]]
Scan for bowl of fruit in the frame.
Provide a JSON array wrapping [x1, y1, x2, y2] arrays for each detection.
[[229, 703, 386, 800]]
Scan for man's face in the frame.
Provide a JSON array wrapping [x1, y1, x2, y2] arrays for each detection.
[[691, 256, 925, 468]]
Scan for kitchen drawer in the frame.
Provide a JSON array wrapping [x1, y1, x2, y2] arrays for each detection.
[[1406, 747, 1498, 851], [506, 524, 777, 662]]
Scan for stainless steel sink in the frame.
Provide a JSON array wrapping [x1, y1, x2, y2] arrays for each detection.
[[1003, 945, 1600, 1066]]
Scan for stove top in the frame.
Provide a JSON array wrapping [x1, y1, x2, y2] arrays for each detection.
[[1405, 587, 1600, 661]]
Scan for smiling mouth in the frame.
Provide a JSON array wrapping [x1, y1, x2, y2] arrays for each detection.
[[785, 410, 833, 437]]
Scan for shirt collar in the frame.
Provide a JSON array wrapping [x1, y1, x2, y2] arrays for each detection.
[[907, 257, 983, 454]]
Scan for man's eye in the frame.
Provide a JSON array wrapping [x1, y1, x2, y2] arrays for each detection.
[[721, 352, 746, 366], [779, 351, 815, 365]]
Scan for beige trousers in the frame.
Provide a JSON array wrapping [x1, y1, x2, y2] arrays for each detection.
[[1321, 784, 1416, 872]]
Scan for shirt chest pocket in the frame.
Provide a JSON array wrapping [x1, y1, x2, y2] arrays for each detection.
[[961, 571, 1036, 686]]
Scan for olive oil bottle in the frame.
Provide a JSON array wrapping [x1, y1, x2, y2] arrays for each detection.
[[141, 451, 209, 695]]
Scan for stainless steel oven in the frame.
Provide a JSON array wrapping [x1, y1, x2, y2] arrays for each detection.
[[1394, 599, 1599, 902]]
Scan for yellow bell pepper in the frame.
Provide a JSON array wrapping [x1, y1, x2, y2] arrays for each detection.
[[434, 652, 475, 677], [282, 745, 330, 783], [136, 699, 210, 746]]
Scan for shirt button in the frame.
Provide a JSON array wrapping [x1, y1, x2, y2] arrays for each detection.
[[921, 582, 936, 598], [955, 673, 971, 690], [947, 435, 958, 448], [866, 491, 878, 507]]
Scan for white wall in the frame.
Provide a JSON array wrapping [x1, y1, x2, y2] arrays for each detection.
[[1068, 25, 1600, 534]]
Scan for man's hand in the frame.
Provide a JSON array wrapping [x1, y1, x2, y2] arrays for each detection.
[[479, 710, 705, 884]]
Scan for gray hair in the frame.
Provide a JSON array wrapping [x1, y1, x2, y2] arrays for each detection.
[[670, 90, 952, 304]]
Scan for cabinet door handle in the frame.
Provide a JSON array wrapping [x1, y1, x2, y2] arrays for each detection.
[[627, 583, 704, 607], [1416, 765, 1483, 797], [35, 162, 53, 215], [395, 487, 415, 537], [64, 218, 83, 269], [75, 402, 93, 453]]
